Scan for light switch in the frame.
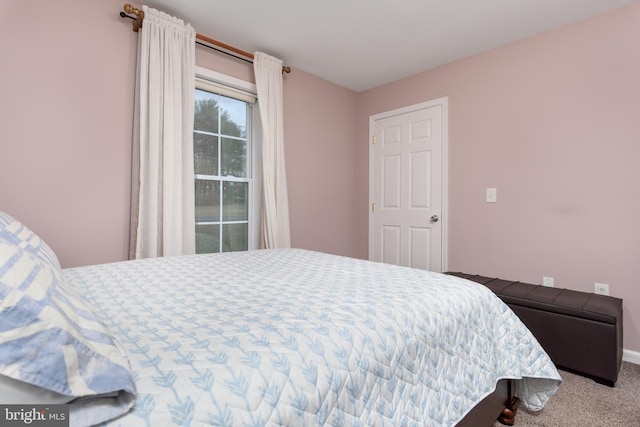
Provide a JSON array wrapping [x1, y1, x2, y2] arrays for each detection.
[[486, 188, 497, 203]]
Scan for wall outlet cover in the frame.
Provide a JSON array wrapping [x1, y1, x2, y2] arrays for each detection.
[[595, 283, 610, 296]]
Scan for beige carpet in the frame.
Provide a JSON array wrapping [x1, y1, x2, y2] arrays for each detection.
[[493, 362, 640, 426]]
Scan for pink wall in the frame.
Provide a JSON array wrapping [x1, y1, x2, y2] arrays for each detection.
[[283, 71, 357, 256], [0, 0, 358, 267], [355, 3, 640, 352], [0, 0, 137, 267]]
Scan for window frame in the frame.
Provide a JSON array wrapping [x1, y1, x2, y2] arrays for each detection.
[[194, 66, 262, 252]]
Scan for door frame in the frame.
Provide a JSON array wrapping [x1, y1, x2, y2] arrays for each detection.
[[368, 97, 449, 271]]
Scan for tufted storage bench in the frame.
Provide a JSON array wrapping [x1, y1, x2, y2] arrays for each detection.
[[446, 272, 623, 386]]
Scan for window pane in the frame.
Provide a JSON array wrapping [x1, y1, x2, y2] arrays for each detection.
[[223, 181, 248, 221], [222, 223, 248, 252], [221, 137, 247, 177], [194, 83, 252, 255], [195, 180, 220, 222], [194, 90, 219, 133], [196, 224, 219, 253], [219, 96, 246, 137], [194, 133, 218, 175]]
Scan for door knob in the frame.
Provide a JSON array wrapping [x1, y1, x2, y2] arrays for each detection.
[[430, 215, 439, 223]]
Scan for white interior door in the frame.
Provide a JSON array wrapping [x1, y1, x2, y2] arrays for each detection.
[[369, 98, 447, 272]]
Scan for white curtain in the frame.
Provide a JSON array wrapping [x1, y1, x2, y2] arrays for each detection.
[[253, 52, 291, 249], [129, 6, 196, 259]]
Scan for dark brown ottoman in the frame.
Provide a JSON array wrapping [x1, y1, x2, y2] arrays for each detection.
[[446, 272, 623, 386]]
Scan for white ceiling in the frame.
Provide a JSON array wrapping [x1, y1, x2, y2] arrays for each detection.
[[143, 0, 635, 92]]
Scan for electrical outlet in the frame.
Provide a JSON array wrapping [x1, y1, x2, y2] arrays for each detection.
[[542, 277, 554, 287], [595, 283, 610, 296]]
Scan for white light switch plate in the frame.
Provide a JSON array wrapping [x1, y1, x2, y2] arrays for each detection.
[[486, 188, 497, 203]]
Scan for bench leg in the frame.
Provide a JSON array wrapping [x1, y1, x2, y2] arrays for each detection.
[[497, 396, 521, 425], [497, 380, 521, 426]]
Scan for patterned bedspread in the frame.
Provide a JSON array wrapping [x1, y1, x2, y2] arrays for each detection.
[[64, 249, 561, 426]]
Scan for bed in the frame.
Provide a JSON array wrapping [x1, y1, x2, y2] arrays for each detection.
[[0, 211, 561, 426]]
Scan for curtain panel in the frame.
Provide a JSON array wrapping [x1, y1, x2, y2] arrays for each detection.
[[253, 52, 291, 249], [129, 6, 196, 259]]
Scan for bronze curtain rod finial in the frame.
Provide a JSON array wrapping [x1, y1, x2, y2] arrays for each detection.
[[123, 3, 144, 32]]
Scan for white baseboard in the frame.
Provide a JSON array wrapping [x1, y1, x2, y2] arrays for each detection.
[[623, 349, 640, 365]]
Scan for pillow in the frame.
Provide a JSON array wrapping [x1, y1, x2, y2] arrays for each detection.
[[0, 211, 61, 269], [0, 219, 136, 426], [0, 374, 71, 404]]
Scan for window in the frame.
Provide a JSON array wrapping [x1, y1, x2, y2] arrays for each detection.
[[194, 68, 260, 253]]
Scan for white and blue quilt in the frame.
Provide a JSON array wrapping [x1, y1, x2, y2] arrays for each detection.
[[64, 249, 561, 427]]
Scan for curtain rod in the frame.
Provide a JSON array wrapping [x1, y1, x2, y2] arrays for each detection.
[[120, 4, 292, 74]]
